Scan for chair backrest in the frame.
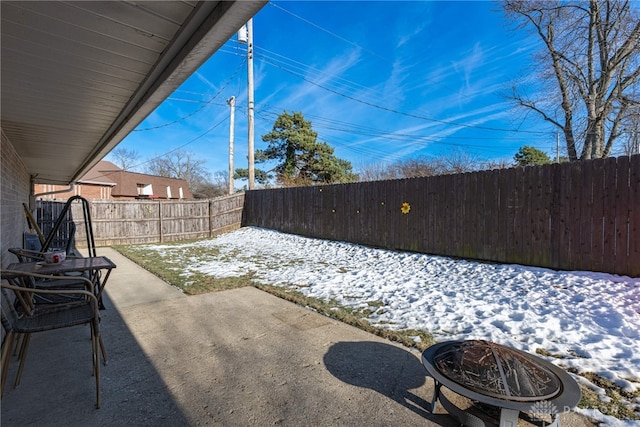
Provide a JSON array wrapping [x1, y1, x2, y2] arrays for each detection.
[[0, 287, 21, 332]]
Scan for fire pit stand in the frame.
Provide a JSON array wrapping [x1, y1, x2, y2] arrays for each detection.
[[421, 340, 581, 427]]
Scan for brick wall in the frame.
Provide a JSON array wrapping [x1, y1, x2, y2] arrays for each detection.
[[34, 183, 113, 200], [1, 129, 31, 268]]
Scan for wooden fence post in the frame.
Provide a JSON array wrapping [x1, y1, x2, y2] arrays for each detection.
[[209, 200, 213, 238], [158, 201, 163, 243]]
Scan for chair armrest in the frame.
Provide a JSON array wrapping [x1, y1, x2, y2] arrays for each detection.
[[8, 248, 85, 262], [1, 270, 95, 294], [1, 281, 97, 300], [1, 273, 99, 317], [8, 248, 45, 262]]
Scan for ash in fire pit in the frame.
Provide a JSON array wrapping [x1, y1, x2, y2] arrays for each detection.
[[422, 340, 581, 427], [433, 340, 561, 401]]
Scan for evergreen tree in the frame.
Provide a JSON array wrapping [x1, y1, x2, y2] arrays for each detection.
[[514, 146, 553, 167], [237, 111, 357, 186]]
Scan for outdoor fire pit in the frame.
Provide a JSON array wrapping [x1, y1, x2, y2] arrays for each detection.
[[421, 340, 581, 427]]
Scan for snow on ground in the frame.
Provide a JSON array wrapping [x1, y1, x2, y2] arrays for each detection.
[[147, 227, 640, 415]]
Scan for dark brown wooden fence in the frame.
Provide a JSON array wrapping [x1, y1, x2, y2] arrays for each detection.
[[37, 194, 245, 248], [242, 155, 640, 277], [36, 199, 78, 251]]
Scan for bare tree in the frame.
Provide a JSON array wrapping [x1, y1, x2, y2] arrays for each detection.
[[357, 151, 483, 181], [482, 159, 514, 170], [146, 149, 210, 191], [441, 150, 480, 174], [191, 171, 229, 199], [357, 161, 396, 182], [620, 95, 640, 155], [358, 158, 441, 182], [107, 147, 141, 171], [504, 0, 640, 160], [396, 157, 447, 178]]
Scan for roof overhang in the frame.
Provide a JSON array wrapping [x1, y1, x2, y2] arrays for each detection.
[[1, 1, 266, 185]]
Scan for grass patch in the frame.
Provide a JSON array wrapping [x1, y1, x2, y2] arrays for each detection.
[[181, 272, 254, 295], [111, 242, 638, 421], [572, 371, 640, 421], [535, 348, 567, 359], [113, 242, 435, 350], [350, 300, 386, 317], [536, 348, 640, 420], [536, 348, 590, 360], [113, 242, 252, 295]]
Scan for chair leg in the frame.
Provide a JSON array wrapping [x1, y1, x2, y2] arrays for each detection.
[[14, 333, 32, 387], [91, 325, 101, 409], [1, 332, 16, 396], [99, 335, 107, 365], [12, 333, 23, 357], [85, 322, 107, 365]]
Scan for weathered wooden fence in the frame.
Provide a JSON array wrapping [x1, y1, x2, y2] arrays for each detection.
[[36, 157, 639, 276], [36, 193, 245, 247], [242, 155, 640, 277]]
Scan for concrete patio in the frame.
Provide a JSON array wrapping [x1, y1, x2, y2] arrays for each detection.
[[1, 248, 596, 427]]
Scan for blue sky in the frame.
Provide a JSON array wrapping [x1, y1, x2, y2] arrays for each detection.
[[114, 1, 557, 182]]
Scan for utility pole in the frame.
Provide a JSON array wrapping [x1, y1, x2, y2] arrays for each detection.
[[247, 18, 255, 189], [227, 96, 235, 195]]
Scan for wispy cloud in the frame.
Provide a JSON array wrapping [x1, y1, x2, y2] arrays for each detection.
[[123, 1, 549, 176], [451, 42, 485, 91], [396, 20, 429, 49], [260, 48, 362, 110], [379, 58, 412, 108], [193, 71, 219, 92]]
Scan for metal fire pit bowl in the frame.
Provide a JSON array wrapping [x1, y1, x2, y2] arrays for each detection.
[[422, 340, 581, 427]]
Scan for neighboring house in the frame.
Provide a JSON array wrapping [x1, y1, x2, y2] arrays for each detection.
[[34, 161, 193, 200]]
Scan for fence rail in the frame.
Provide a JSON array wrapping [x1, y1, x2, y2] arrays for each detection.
[[37, 193, 245, 248], [242, 155, 640, 277]]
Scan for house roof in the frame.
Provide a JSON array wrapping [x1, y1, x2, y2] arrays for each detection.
[[79, 160, 192, 198], [106, 170, 193, 199], [79, 161, 120, 186], [1, 1, 266, 185]]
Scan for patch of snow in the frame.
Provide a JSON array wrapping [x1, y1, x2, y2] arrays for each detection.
[[575, 408, 640, 427], [145, 227, 640, 399]]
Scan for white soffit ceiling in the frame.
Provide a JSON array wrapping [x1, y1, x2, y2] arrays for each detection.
[[1, 1, 266, 184]]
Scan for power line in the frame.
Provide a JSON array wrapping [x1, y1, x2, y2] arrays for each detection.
[[252, 109, 534, 165], [255, 102, 552, 146], [268, 2, 392, 65], [248, 100, 557, 162], [97, 117, 230, 184], [259, 2, 563, 137], [167, 98, 229, 107], [256, 53, 549, 135], [133, 57, 247, 132], [135, 116, 229, 167], [267, 0, 469, 96], [255, 45, 376, 96]]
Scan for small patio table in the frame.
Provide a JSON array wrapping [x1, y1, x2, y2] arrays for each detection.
[[7, 256, 116, 309]]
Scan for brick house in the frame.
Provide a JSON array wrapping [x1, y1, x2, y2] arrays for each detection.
[[34, 161, 193, 201]]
